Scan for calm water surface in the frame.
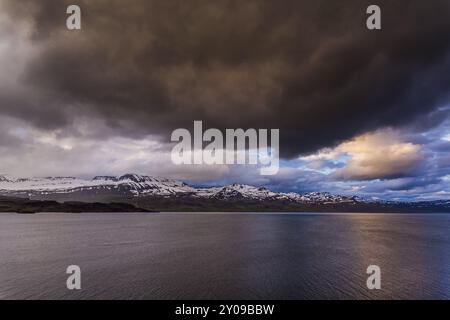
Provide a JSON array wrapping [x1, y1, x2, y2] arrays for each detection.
[[0, 212, 449, 299]]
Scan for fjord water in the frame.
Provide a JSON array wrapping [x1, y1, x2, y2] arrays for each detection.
[[0, 212, 449, 299]]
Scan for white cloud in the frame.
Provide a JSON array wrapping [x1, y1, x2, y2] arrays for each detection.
[[301, 129, 424, 181]]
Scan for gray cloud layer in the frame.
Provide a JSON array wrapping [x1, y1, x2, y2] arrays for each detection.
[[1, 0, 450, 158]]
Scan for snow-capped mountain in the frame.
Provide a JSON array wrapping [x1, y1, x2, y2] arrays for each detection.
[[1, 174, 450, 212], [0, 173, 359, 204], [0, 174, 194, 197]]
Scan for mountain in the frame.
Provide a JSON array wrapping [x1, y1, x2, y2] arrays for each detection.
[[0, 174, 366, 203], [0, 174, 194, 196], [0, 174, 449, 212]]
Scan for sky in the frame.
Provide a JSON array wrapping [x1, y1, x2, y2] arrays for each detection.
[[0, 0, 449, 200]]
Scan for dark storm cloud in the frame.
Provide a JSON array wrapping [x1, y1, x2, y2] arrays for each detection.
[[2, 0, 450, 157]]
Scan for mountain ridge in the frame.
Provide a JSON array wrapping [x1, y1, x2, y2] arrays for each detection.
[[1, 174, 449, 212], [0, 173, 367, 203]]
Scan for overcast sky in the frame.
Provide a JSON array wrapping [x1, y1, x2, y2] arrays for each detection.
[[0, 0, 449, 200]]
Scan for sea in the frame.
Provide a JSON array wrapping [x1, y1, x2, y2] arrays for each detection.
[[0, 212, 449, 299]]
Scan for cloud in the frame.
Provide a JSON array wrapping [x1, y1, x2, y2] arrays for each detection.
[[1, 0, 450, 200], [0, 116, 231, 179], [302, 129, 424, 180], [0, 0, 449, 159]]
